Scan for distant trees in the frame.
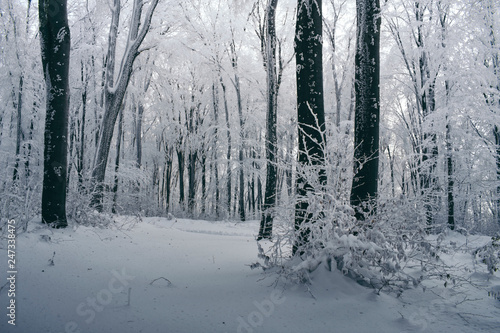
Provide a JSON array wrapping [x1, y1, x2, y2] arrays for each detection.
[[2, 0, 500, 237], [39, 0, 71, 228]]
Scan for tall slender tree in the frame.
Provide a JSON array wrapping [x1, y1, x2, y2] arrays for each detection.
[[258, 0, 279, 240], [482, 0, 500, 227], [350, 0, 381, 221], [294, 0, 327, 255], [39, 0, 71, 228]]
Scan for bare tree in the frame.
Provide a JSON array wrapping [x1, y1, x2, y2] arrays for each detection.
[[90, 0, 159, 211]]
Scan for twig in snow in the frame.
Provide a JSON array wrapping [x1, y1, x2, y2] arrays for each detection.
[[306, 285, 316, 300], [48, 251, 56, 266], [457, 313, 470, 324], [149, 277, 172, 286], [455, 296, 482, 306], [459, 312, 493, 319]]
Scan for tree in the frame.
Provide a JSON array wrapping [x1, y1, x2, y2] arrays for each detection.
[[90, 0, 159, 211], [437, 1, 455, 230], [350, 0, 381, 221], [294, 0, 327, 255], [482, 0, 500, 227], [39, 0, 71, 228], [258, 0, 279, 240]]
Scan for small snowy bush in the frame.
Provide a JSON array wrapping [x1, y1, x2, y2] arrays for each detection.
[[474, 236, 500, 274], [66, 190, 114, 227]]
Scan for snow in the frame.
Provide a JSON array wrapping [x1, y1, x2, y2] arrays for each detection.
[[1, 217, 499, 333]]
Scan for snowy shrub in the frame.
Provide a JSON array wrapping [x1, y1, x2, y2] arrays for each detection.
[[473, 236, 500, 274], [0, 177, 42, 234], [66, 190, 114, 228], [252, 195, 458, 295]]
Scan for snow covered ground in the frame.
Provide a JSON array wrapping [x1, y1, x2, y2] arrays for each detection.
[[0, 216, 499, 333]]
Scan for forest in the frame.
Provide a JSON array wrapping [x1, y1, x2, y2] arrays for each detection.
[[1, 0, 500, 332]]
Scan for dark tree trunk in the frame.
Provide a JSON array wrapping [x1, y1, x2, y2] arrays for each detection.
[[228, 38, 246, 222], [387, 146, 395, 198], [177, 149, 185, 208], [212, 83, 220, 217], [187, 100, 199, 217], [24, 120, 34, 183], [112, 107, 124, 214], [438, 3, 455, 231], [350, 0, 381, 221], [220, 78, 232, 217], [446, 117, 455, 230], [188, 150, 197, 216], [494, 126, 500, 225], [67, 96, 76, 187], [165, 146, 173, 213], [293, 0, 327, 255], [39, 0, 71, 228], [250, 148, 257, 215], [258, 0, 279, 240], [201, 153, 206, 215], [413, 2, 438, 229], [484, 1, 500, 227], [78, 61, 88, 192], [13, 75, 23, 183], [136, 102, 144, 168], [238, 150, 246, 221]]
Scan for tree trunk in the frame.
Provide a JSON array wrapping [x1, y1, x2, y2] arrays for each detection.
[[112, 107, 124, 214], [136, 102, 144, 168], [212, 83, 221, 217], [188, 150, 197, 216], [228, 37, 246, 222], [78, 60, 88, 192], [294, 0, 327, 255], [13, 75, 23, 183], [446, 116, 455, 230], [258, 0, 279, 240], [39, 0, 71, 227], [494, 126, 500, 225], [165, 146, 173, 213], [201, 153, 206, 215], [350, 0, 381, 221], [386, 145, 396, 198], [177, 148, 185, 209], [483, 0, 500, 227], [220, 78, 232, 217], [415, 2, 438, 229], [90, 0, 159, 211]]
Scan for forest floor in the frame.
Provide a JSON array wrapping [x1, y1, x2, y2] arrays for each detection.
[[0, 216, 499, 333]]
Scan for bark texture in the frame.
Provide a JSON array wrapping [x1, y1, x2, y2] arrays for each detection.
[[294, 0, 327, 254], [350, 0, 381, 220], [39, 0, 71, 227]]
